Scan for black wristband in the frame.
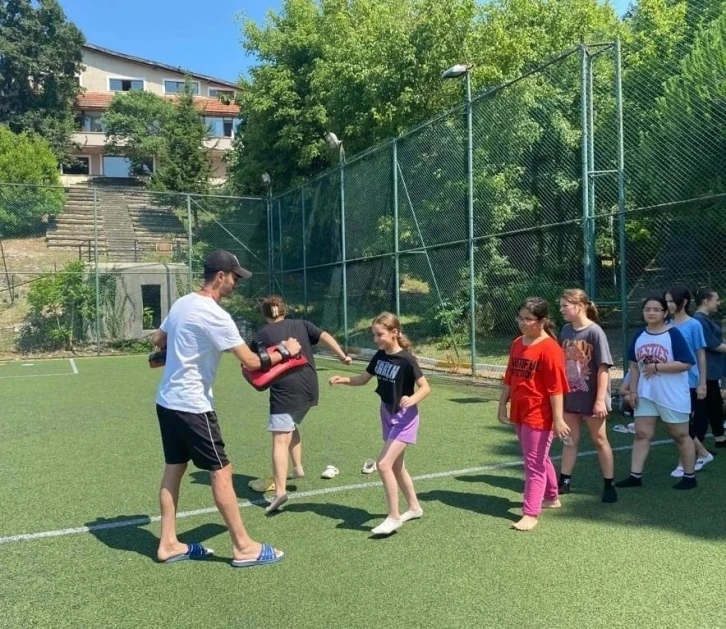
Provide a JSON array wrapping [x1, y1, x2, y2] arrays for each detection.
[[257, 345, 272, 371], [276, 343, 291, 361]]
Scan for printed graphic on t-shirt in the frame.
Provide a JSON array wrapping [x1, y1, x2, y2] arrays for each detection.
[[374, 360, 401, 382], [509, 356, 539, 379], [636, 342, 669, 368], [563, 339, 593, 392]]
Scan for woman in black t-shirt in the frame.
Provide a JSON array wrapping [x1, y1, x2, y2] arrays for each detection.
[[250, 296, 351, 513], [329, 312, 430, 536]]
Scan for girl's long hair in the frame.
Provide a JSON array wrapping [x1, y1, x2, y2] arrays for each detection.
[[562, 288, 599, 322], [372, 311, 411, 350], [261, 295, 287, 319]]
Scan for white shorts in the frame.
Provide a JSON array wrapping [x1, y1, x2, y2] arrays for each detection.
[[634, 397, 689, 424], [267, 409, 308, 432]]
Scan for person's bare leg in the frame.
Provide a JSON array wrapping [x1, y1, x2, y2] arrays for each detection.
[[392, 453, 421, 513], [271, 431, 293, 498], [667, 424, 696, 475], [587, 417, 615, 478], [630, 417, 656, 473], [210, 464, 281, 561], [288, 428, 304, 477], [559, 413, 582, 475], [693, 437, 710, 459], [157, 463, 189, 561], [377, 440, 408, 519]]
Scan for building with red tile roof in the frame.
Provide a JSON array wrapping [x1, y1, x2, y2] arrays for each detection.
[[68, 44, 241, 184]]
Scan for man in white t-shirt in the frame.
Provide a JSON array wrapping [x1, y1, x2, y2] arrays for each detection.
[[152, 249, 301, 567]]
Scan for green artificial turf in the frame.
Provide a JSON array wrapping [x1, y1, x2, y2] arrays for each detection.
[[1, 355, 724, 629]]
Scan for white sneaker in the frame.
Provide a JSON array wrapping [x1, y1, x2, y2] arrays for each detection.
[[371, 517, 402, 535], [670, 465, 684, 478], [696, 453, 714, 471], [400, 508, 424, 523]]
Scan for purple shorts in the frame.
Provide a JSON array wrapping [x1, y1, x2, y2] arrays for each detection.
[[380, 403, 420, 444]]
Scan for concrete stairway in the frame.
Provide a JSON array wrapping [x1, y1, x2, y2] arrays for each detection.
[[97, 189, 139, 262], [45, 187, 107, 258]]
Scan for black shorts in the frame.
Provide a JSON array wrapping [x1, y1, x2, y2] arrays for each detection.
[[156, 404, 230, 471]]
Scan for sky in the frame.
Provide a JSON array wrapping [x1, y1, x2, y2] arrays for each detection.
[[58, 0, 631, 85]]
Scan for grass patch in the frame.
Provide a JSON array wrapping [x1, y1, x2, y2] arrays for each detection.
[[0, 355, 724, 628]]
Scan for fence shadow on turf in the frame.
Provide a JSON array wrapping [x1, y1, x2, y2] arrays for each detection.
[[85, 515, 228, 563], [417, 489, 519, 523], [279, 502, 386, 531]]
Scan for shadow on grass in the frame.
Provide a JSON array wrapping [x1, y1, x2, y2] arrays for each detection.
[[455, 473, 523, 494], [418, 489, 519, 523], [187, 470, 289, 504], [85, 515, 228, 563], [278, 502, 385, 531]]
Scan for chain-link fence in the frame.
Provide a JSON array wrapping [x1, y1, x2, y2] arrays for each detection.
[[2, 13, 726, 379], [267, 24, 726, 381], [268, 45, 617, 378]]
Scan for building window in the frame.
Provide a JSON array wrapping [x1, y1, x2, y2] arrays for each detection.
[[141, 284, 162, 329], [133, 158, 155, 176], [209, 88, 235, 99], [75, 111, 104, 132], [164, 80, 200, 95], [109, 78, 144, 92], [62, 157, 90, 175], [203, 116, 240, 138]]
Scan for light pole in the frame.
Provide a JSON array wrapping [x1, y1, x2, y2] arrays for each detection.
[[324, 131, 348, 350], [442, 63, 476, 377]]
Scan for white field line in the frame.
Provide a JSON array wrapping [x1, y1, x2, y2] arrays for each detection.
[[0, 358, 80, 380], [0, 372, 78, 380], [0, 440, 672, 546]]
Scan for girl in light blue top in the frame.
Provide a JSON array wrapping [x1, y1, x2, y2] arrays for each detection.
[[665, 285, 713, 476]]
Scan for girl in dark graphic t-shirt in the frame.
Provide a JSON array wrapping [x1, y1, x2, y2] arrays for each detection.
[[558, 288, 617, 504], [329, 312, 430, 536]]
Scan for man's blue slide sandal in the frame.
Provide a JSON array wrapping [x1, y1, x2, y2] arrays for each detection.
[[162, 542, 214, 564], [231, 543, 284, 568]]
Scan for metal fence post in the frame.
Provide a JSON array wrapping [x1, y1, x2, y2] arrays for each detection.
[[266, 191, 273, 294], [93, 187, 100, 355], [615, 38, 628, 373], [580, 44, 593, 296], [393, 140, 400, 317], [340, 149, 349, 350], [278, 199, 284, 295], [186, 194, 193, 292], [465, 71, 476, 377], [587, 50, 597, 298], [301, 189, 308, 315]]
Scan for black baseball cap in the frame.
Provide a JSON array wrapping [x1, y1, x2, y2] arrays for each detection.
[[204, 249, 252, 280]]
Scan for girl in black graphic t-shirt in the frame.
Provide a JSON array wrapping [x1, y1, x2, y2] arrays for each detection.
[[330, 312, 430, 536]]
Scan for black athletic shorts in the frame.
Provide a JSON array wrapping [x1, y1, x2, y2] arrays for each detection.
[[156, 404, 230, 471]]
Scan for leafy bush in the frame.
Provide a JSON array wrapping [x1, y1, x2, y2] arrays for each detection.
[[0, 126, 64, 236], [18, 260, 95, 352]]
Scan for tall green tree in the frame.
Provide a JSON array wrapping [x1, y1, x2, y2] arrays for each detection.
[[152, 85, 211, 196], [231, 0, 617, 195], [103, 82, 211, 198], [103, 90, 174, 173], [0, 0, 84, 161], [0, 125, 63, 235]]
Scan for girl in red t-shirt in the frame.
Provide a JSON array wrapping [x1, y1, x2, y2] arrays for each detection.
[[498, 297, 570, 531]]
